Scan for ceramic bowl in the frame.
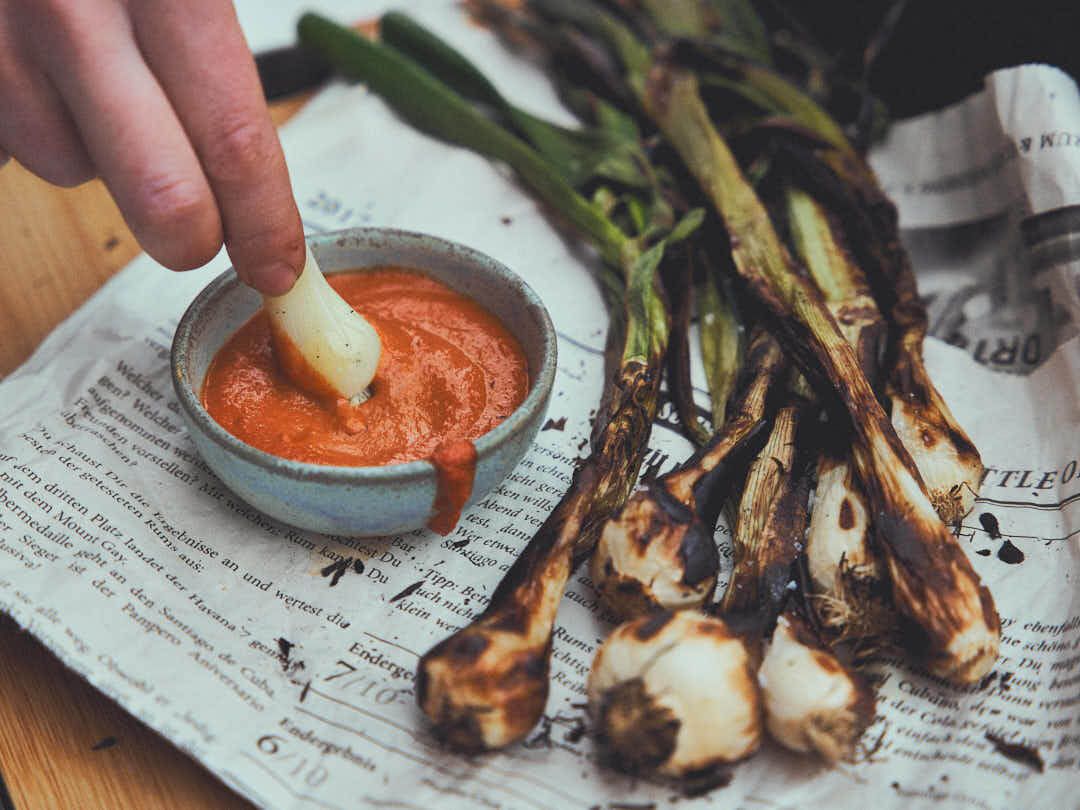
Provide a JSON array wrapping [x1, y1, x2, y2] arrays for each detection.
[[171, 228, 556, 537]]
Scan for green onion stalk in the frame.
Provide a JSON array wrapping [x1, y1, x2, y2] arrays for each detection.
[[697, 255, 742, 431]]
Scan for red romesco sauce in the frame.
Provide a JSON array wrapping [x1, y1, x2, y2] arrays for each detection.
[[202, 268, 529, 532]]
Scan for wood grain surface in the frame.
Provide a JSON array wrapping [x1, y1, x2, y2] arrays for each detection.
[[0, 95, 308, 810]]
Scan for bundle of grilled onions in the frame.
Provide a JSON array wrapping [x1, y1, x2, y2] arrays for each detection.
[[297, 0, 997, 791]]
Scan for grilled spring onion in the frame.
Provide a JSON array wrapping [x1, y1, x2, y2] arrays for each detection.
[[588, 610, 762, 777], [805, 446, 893, 646], [872, 217, 985, 525], [718, 396, 812, 621], [715, 369, 873, 763], [758, 609, 875, 763], [783, 187, 893, 643], [265, 243, 381, 403], [477, 0, 998, 680], [416, 342, 665, 751], [298, 13, 705, 751], [590, 328, 783, 619], [792, 139, 984, 526]]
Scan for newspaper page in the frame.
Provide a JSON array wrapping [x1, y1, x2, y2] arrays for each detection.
[[0, 4, 1078, 808]]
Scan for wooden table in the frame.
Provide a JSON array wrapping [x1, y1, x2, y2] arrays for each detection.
[[0, 97, 308, 810]]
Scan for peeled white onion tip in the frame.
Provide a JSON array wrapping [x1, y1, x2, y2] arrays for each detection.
[[264, 244, 381, 401]]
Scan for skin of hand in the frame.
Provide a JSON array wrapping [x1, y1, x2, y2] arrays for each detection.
[[0, 0, 304, 295]]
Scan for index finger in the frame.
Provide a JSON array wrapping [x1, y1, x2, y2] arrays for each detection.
[[131, 0, 305, 294]]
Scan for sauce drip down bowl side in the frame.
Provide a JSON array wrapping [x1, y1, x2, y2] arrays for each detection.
[[171, 227, 557, 537]]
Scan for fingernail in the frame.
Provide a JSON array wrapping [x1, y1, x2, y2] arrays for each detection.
[[256, 262, 300, 296]]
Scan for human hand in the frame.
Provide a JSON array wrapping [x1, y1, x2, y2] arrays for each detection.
[[0, 0, 304, 294]]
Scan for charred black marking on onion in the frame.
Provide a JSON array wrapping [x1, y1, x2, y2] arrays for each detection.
[[872, 509, 937, 580], [447, 633, 490, 663], [681, 768, 734, 797], [433, 708, 489, 754], [678, 516, 719, 586], [489, 604, 529, 633], [977, 586, 1000, 641], [665, 245, 710, 446], [945, 424, 980, 460], [835, 305, 877, 326], [652, 482, 696, 522], [516, 651, 550, 679], [721, 404, 813, 624], [762, 561, 796, 619], [853, 323, 885, 384], [838, 498, 855, 530], [811, 650, 842, 673], [635, 610, 676, 641], [595, 677, 680, 775], [694, 617, 736, 639], [887, 355, 928, 404]]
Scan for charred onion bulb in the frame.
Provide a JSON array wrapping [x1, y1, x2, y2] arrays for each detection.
[[265, 243, 382, 403], [805, 448, 894, 644], [758, 612, 874, 763], [590, 484, 719, 618], [589, 611, 762, 777], [591, 330, 784, 620]]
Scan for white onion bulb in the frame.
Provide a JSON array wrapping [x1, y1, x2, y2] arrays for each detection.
[[264, 244, 381, 402]]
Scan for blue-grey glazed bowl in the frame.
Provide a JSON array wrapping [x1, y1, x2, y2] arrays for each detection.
[[171, 228, 556, 537]]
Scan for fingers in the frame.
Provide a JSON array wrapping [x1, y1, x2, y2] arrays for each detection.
[[0, 20, 93, 186], [131, 0, 304, 294], [31, 0, 223, 270], [7, 0, 302, 289]]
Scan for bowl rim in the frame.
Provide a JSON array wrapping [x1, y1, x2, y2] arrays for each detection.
[[171, 226, 557, 484]]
